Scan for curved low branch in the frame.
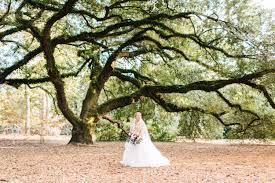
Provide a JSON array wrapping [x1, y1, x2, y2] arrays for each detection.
[[109, 66, 272, 130], [97, 91, 143, 115], [97, 69, 275, 115]]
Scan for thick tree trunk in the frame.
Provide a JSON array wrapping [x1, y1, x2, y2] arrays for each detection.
[[69, 119, 97, 144]]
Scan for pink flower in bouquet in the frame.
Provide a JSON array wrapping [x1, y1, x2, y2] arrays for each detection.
[[127, 132, 142, 145]]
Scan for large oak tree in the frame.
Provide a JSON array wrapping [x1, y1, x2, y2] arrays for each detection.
[[0, 0, 274, 144]]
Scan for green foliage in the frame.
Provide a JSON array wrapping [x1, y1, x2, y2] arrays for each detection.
[[146, 119, 177, 141], [177, 112, 224, 139], [223, 117, 275, 139], [95, 120, 122, 141]]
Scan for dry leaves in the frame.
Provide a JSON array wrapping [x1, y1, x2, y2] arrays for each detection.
[[0, 137, 274, 183]]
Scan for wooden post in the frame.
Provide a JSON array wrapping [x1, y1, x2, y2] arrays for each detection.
[[25, 86, 31, 136]]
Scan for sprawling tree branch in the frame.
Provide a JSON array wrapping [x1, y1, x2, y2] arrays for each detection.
[[0, 26, 27, 40], [4, 58, 90, 87], [0, 48, 42, 82], [114, 68, 159, 84], [25, 0, 123, 22], [106, 67, 242, 127], [149, 93, 241, 127], [80, 32, 155, 119], [0, 8, 242, 83], [41, 0, 81, 126], [111, 70, 141, 88], [243, 81, 275, 109], [97, 69, 275, 120], [215, 90, 261, 129]]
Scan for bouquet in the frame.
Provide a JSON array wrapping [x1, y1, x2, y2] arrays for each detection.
[[126, 132, 142, 145]]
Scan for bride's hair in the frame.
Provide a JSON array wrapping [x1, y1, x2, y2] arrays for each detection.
[[135, 112, 141, 117]]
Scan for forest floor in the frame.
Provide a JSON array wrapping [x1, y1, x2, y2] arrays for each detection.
[[0, 135, 274, 183]]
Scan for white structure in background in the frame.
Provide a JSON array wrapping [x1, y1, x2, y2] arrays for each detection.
[[4, 124, 21, 135]]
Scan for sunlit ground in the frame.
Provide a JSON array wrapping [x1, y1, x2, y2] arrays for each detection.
[[0, 135, 274, 183]]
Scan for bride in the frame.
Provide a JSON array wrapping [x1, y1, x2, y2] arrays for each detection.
[[120, 112, 170, 167]]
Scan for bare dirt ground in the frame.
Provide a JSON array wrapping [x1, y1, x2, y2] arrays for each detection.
[[0, 135, 274, 183]]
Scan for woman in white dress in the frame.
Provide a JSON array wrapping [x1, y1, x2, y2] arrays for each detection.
[[120, 112, 170, 167]]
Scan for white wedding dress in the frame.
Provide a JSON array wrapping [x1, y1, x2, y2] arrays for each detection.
[[120, 119, 170, 167]]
